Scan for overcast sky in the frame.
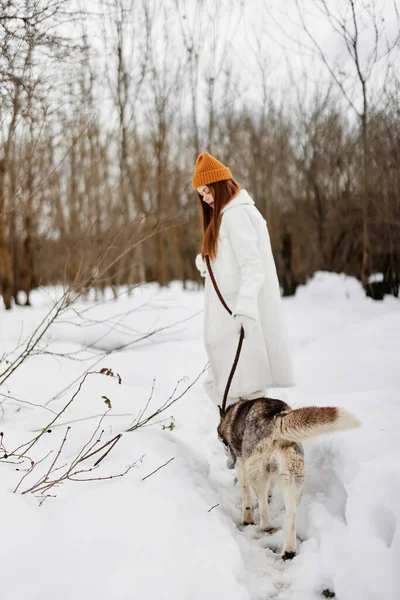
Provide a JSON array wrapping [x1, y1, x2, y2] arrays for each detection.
[[70, 0, 400, 129]]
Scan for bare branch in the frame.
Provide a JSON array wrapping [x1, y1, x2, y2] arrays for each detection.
[[141, 457, 174, 482]]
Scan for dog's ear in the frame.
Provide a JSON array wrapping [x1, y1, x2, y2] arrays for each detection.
[[218, 404, 223, 418]]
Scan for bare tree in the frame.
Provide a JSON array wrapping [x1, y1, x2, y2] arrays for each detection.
[[288, 0, 400, 291], [0, 0, 83, 306], [174, 0, 206, 159], [100, 0, 150, 290]]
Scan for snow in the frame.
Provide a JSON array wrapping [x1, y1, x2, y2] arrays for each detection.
[[1, 272, 399, 600]]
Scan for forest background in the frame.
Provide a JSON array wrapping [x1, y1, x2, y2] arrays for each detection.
[[1, 0, 399, 310]]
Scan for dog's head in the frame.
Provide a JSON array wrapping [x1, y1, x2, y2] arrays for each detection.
[[217, 407, 236, 463], [217, 420, 227, 445], [217, 405, 228, 440], [217, 432, 236, 464]]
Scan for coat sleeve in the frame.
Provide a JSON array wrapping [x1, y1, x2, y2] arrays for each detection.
[[223, 207, 265, 321]]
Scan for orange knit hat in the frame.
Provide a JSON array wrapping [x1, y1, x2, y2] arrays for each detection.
[[192, 152, 232, 190]]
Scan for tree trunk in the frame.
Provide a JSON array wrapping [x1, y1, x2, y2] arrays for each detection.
[[0, 160, 14, 310], [21, 128, 36, 306], [361, 110, 371, 290]]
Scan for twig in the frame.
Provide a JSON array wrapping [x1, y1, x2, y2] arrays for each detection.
[[93, 434, 122, 467], [14, 368, 120, 458], [67, 460, 142, 483], [38, 495, 56, 507], [0, 431, 7, 458], [13, 450, 52, 493], [0, 394, 57, 415], [208, 504, 219, 513], [70, 410, 110, 465], [126, 365, 207, 433], [41, 427, 71, 483], [17, 401, 144, 499], [14, 461, 36, 493], [0, 293, 69, 387], [31, 412, 136, 430], [135, 378, 156, 425], [141, 457, 175, 482], [78, 433, 121, 466]]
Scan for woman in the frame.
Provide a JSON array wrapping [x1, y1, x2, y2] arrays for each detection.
[[193, 152, 295, 406]]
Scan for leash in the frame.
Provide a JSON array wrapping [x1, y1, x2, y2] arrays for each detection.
[[205, 255, 245, 415]]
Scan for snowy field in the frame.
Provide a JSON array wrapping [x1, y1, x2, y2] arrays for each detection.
[[1, 272, 399, 600]]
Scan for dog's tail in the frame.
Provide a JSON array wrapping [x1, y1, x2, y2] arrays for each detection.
[[273, 406, 361, 443]]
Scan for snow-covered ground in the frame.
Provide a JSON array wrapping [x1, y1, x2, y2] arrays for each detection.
[[1, 272, 399, 600]]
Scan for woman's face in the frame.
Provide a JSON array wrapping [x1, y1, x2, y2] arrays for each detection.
[[197, 185, 214, 208]]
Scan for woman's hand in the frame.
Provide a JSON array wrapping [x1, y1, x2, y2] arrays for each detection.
[[195, 253, 207, 277], [233, 314, 256, 338]]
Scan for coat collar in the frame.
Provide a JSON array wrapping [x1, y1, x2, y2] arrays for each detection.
[[221, 189, 254, 213]]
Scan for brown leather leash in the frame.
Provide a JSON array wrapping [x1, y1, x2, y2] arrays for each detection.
[[205, 255, 245, 415]]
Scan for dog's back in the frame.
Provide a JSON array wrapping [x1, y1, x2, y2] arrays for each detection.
[[218, 398, 291, 460]]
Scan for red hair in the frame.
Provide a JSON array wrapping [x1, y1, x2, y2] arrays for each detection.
[[198, 179, 241, 259]]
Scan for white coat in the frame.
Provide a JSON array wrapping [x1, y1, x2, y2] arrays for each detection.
[[197, 189, 295, 399]]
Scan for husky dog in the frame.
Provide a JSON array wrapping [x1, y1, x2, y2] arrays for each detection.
[[217, 397, 361, 560]]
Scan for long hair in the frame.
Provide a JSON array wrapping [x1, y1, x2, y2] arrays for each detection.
[[198, 179, 241, 259]]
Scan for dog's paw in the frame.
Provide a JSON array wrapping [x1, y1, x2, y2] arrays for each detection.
[[281, 550, 296, 561], [242, 506, 254, 525], [238, 521, 255, 533]]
